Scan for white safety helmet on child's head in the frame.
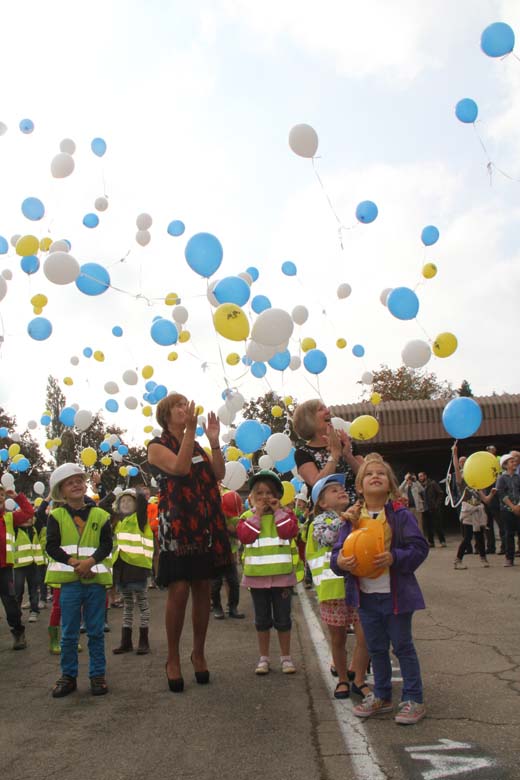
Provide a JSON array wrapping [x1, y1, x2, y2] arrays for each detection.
[[112, 488, 137, 513], [49, 463, 87, 501]]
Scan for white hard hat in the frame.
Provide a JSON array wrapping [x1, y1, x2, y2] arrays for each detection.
[[49, 463, 87, 501], [112, 488, 136, 513], [500, 453, 513, 468]]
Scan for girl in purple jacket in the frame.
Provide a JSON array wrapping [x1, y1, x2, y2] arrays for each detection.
[[331, 453, 429, 725]]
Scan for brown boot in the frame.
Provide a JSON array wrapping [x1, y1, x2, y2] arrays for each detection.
[[112, 626, 133, 654], [136, 627, 150, 655], [12, 628, 27, 650]]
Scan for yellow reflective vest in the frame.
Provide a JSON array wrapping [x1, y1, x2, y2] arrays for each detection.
[[2, 512, 15, 565], [45, 506, 112, 586], [113, 513, 153, 570], [305, 516, 345, 603], [14, 526, 44, 568]]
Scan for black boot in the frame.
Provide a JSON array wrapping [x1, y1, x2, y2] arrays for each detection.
[[227, 605, 245, 619], [12, 628, 27, 650], [136, 627, 150, 655], [113, 626, 133, 654], [213, 604, 225, 619]]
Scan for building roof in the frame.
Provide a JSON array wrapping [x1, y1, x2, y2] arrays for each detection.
[[329, 394, 520, 445]]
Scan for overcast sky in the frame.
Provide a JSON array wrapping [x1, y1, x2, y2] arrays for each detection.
[[0, 0, 518, 449]]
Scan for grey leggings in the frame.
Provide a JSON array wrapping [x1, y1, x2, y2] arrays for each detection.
[[121, 587, 150, 629]]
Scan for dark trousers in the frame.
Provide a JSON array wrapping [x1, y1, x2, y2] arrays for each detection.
[[0, 566, 24, 632], [250, 587, 292, 632], [13, 563, 40, 613], [456, 524, 485, 560], [504, 512, 520, 564], [38, 565, 48, 600], [423, 509, 446, 545], [211, 563, 240, 610]]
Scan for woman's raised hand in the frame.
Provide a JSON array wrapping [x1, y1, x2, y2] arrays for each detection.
[[326, 428, 342, 461], [203, 411, 220, 447], [184, 401, 198, 433]]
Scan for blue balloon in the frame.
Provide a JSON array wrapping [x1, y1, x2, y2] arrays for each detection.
[[111, 436, 121, 447], [281, 261, 297, 276], [21, 197, 45, 221], [40, 415, 51, 426], [117, 444, 129, 455], [20, 255, 40, 275], [100, 441, 111, 452], [481, 22, 515, 58], [145, 381, 157, 392], [83, 213, 100, 229], [0, 449, 8, 461], [76, 262, 110, 295], [291, 476, 304, 491], [442, 397, 482, 439], [455, 98, 478, 124], [242, 355, 253, 366], [251, 361, 266, 378], [154, 384, 167, 400], [128, 466, 139, 477], [275, 449, 296, 473], [185, 232, 223, 278], [214, 276, 251, 306], [239, 457, 251, 471], [0, 236, 8, 254], [19, 118, 34, 134], [194, 425, 203, 437], [387, 287, 419, 320], [16, 457, 30, 472], [261, 424, 271, 441], [356, 200, 378, 224], [421, 225, 440, 246], [59, 407, 76, 427], [105, 399, 119, 413], [27, 317, 52, 341], [146, 393, 158, 405], [303, 348, 327, 374], [112, 326, 123, 337], [246, 266, 259, 282], [268, 350, 291, 371], [9, 462, 19, 472], [83, 347, 93, 358], [167, 220, 185, 237], [251, 295, 271, 314], [91, 137, 107, 157], [151, 318, 178, 346], [235, 420, 265, 453], [0, 428, 7, 438], [352, 344, 365, 358]]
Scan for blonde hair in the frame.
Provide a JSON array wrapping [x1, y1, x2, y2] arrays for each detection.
[[156, 393, 188, 431], [292, 399, 322, 441], [355, 453, 400, 500]]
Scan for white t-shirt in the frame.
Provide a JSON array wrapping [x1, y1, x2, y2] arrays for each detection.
[[359, 511, 391, 594]]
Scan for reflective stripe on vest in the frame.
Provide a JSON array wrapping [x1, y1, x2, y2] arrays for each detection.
[[305, 519, 345, 602], [44, 507, 112, 586], [4, 513, 15, 566], [242, 514, 294, 577], [14, 528, 42, 568], [113, 514, 153, 570]]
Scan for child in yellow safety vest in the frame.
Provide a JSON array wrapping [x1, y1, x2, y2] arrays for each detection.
[[111, 488, 153, 655], [13, 522, 44, 623], [236, 470, 299, 675], [308, 474, 371, 700]]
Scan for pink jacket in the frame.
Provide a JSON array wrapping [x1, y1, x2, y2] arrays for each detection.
[[237, 508, 299, 545]]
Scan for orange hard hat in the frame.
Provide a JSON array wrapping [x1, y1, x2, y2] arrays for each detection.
[[342, 520, 385, 578], [221, 490, 243, 518]]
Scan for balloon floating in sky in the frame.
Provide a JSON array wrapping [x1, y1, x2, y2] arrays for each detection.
[[91, 137, 107, 157], [214, 304, 250, 341], [303, 348, 327, 374], [83, 213, 99, 229], [251, 308, 294, 347], [288, 124, 319, 158], [401, 339, 431, 369], [387, 287, 419, 320], [433, 332, 458, 358], [151, 318, 178, 346], [0, 236, 8, 254], [75, 263, 110, 296], [185, 232, 223, 278], [20, 255, 40, 275], [281, 261, 297, 276], [44, 251, 80, 285], [21, 197, 45, 221], [112, 326, 123, 337], [251, 295, 271, 314], [337, 283, 352, 299], [355, 201, 378, 224], [27, 317, 52, 341], [246, 266, 259, 282], [480, 22, 515, 58], [268, 350, 291, 371], [167, 220, 185, 237], [455, 98, 478, 124], [352, 344, 365, 358], [421, 225, 439, 246], [214, 276, 250, 307], [51, 153, 75, 179], [251, 361, 266, 378], [16, 235, 39, 256], [442, 397, 482, 439], [19, 118, 34, 134], [422, 262, 437, 279]]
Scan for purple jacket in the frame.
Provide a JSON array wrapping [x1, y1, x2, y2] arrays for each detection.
[[330, 501, 429, 614]]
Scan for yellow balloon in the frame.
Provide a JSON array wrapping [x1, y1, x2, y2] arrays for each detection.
[[142, 405, 152, 417], [179, 330, 190, 343], [31, 293, 48, 308], [165, 292, 179, 306], [204, 446, 212, 458], [195, 405, 204, 415], [16, 235, 39, 256], [100, 456, 112, 466], [119, 466, 128, 477], [142, 365, 154, 379], [34, 497, 43, 507], [226, 446, 241, 462], [213, 303, 250, 341], [33, 306, 43, 315], [168, 351, 178, 361], [143, 438, 151, 447], [40, 237, 52, 251], [8, 443, 20, 458], [143, 425, 154, 433], [301, 337, 316, 353], [93, 350, 105, 362], [45, 440, 54, 450], [226, 352, 240, 366], [370, 392, 382, 406], [283, 396, 293, 406], [54, 438, 62, 447], [432, 332, 457, 358], [350, 415, 379, 441], [281, 481, 296, 507], [463, 451, 500, 489], [336, 338, 347, 349], [12, 453, 23, 463], [63, 377, 73, 386], [80, 447, 97, 467], [422, 262, 437, 279], [271, 405, 283, 418]]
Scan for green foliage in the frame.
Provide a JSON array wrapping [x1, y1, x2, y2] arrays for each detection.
[[456, 379, 474, 397], [241, 391, 296, 440], [359, 365, 455, 402]]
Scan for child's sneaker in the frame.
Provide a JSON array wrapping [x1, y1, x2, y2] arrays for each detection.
[[255, 656, 270, 675], [480, 558, 490, 567], [453, 559, 467, 570], [395, 700, 426, 725], [280, 656, 296, 674], [352, 693, 393, 718], [28, 611, 39, 623]]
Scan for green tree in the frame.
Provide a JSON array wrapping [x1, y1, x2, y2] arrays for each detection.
[[456, 379, 474, 397], [241, 391, 297, 439], [359, 365, 454, 402]]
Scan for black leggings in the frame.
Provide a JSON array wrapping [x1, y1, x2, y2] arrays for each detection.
[[456, 524, 485, 560]]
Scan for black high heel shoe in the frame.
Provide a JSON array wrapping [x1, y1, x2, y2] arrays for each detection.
[[165, 662, 184, 693], [190, 652, 210, 684]]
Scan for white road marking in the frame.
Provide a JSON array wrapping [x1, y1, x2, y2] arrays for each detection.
[[405, 740, 496, 779], [298, 585, 386, 780]]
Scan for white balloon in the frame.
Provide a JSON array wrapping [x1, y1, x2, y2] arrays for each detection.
[[225, 391, 245, 413], [291, 305, 308, 326], [288, 123, 319, 158], [289, 356, 301, 371], [238, 272, 253, 286], [361, 371, 374, 384], [150, 477, 158, 488], [252, 308, 294, 347], [0, 276, 7, 302], [337, 283, 352, 299], [172, 305, 189, 325], [109, 434, 120, 445], [49, 240, 70, 253], [217, 404, 235, 426], [27, 420, 37, 430], [2, 269, 12, 280], [60, 138, 76, 154], [401, 339, 431, 369], [152, 428, 161, 438], [380, 288, 392, 306], [71, 403, 79, 411], [103, 381, 118, 394], [51, 152, 75, 178], [10, 234, 21, 248], [112, 451, 123, 463], [136, 230, 151, 247], [197, 415, 207, 426], [5, 498, 15, 511], [222, 461, 247, 491], [258, 454, 274, 469], [265, 433, 292, 462], [122, 370, 138, 386], [331, 417, 351, 434], [246, 340, 277, 362], [221, 431, 233, 444], [1, 473, 14, 490], [44, 252, 80, 285], [0, 122, 7, 135], [95, 196, 109, 212], [206, 279, 219, 307], [70, 356, 79, 366], [113, 486, 123, 496], [136, 213, 152, 230], [124, 396, 138, 410], [33, 481, 45, 496], [74, 409, 93, 431], [11, 433, 21, 442]]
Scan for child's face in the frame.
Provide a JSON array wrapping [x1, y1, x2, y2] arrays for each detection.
[[250, 481, 279, 512], [295, 499, 307, 511], [360, 462, 390, 497], [317, 482, 349, 512], [59, 475, 87, 503], [119, 495, 136, 515]]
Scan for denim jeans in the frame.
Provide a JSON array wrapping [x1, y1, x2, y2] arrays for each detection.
[[359, 592, 423, 703], [60, 581, 106, 678]]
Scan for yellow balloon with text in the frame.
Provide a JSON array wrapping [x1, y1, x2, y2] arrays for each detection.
[[432, 332, 457, 358], [422, 262, 437, 279], [226, 446, 241, 462], [463, 451, 500, 489], [281, 481, 296, 507], [165, 292, 179, 306], [80, 447, 97, 467], [336, 338, 347, 349], [370, 392, 382, 406], [301, 337, 316, 353], [226, 352, 240, 366], [271, 405, 283, 418], [168, 351, 178, 362], [213, 303, 250, 341], [350, 415, 379, 441], [40, 237, 52, 251], [142, 365, 154, 379], [179, 330, 190, 343], [16, 235, 39, 256], [93, 351, 105, 362], [8, 443, 20, 458]]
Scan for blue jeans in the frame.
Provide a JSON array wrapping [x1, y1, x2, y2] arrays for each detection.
[[359, 592, 423, 703], [60, 581, 106, 678]]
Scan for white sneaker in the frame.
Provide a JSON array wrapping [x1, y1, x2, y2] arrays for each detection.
[[21, 601, 30, 610], [28, 612, 39, 623], [454, 560, 467, 570], [395, 700, 426, 725], [255, 657, 270, 675], [281, 656, 296, 674], [38, 600, 46, 609]]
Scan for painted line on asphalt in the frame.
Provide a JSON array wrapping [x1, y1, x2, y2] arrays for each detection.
[[297, 585, 386, 780]]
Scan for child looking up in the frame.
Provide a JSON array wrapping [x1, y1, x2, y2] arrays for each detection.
[[331, 454, 429, 725], [237, 470, 299, 675]]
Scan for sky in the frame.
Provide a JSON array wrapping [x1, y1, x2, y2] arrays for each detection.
[[0, 0, 519, 452]]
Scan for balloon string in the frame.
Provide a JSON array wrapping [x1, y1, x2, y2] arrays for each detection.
[[205, 281, 230, 390], [472, 123, 520, 184], [414, 316, 433, 343], [311, 157, 357, 250]]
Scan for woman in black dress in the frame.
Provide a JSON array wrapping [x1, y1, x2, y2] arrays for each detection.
[[147, 394, 231, 692]]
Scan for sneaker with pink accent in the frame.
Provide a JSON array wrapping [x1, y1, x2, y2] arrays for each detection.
[[280, 656, 296, 674], [352, 693, 393, 718], [255, 657, 270, 675], [395, 700, 426, 725]]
